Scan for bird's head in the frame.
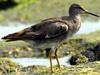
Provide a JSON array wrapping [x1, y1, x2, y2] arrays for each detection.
[[69, 3, 99, 17]]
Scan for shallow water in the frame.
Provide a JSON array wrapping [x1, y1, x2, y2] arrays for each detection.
[[11, 56, 71, 67], [0, 21, 100, 40]]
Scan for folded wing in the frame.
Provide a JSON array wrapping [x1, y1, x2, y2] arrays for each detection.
[[2, 18, 69, 41]]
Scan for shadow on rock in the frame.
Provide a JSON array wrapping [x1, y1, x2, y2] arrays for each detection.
[[92, 42, 100, 60]]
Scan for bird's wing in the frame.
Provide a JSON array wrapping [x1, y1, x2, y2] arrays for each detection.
[[41, 17, 59, 22], [30, 18, 69, 40], [2, 18, 69, 41]]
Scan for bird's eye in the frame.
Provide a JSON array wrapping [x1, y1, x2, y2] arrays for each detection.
[[75, 7, 84, 11], [75, 7, 82, 9]]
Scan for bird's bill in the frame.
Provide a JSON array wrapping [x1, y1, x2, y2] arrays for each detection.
[[85, 11, 100, 17]]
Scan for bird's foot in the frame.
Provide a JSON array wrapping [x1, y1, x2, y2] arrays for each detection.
[[58, 65, 61, 69], [49, 65, 64, 73], [57, 65, 64, 72]]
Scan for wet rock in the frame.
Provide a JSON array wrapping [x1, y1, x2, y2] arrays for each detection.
[[81, 50, 96, 62], [69, 50, 96, 65], [69, 54, 88, 65], [69, 55, 78, 65]]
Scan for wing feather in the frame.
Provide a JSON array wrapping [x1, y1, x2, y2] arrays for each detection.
[[2, 17, 69, 41]]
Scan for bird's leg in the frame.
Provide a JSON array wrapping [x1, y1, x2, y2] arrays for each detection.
[[49, 49, 53, 72], [45, 48, 51, 57], [55, 48, 60, 68]]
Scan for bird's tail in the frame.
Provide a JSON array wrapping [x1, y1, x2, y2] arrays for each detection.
[[2, 28, 34, 42], [2, 32, 22, 42]]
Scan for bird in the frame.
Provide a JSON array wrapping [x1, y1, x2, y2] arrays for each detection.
[[2, 3, 99, 72]]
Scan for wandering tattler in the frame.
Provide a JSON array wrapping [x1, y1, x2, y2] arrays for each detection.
[[2, 3, 99, 72]]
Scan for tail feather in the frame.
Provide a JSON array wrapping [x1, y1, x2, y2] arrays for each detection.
[[2, 33, 21, 42], [2, 28, 35, 42], [1, 28, 33, 42]]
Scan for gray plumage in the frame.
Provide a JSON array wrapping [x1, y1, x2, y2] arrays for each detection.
[[2, 3, 99, 72]]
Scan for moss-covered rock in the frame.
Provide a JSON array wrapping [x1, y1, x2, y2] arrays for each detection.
[[69, 54, 88, 65], [0, 58, 21, 74]]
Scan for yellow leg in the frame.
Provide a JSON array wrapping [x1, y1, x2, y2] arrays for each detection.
[[49, 50, 53, 72], [55, 48, 60, 68]]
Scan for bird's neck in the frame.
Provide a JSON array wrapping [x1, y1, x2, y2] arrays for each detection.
[[69, 14, 81, 20], [69, 14, 81, 30], [69, 14, 81, 24], [61, 14, 81, 24]]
